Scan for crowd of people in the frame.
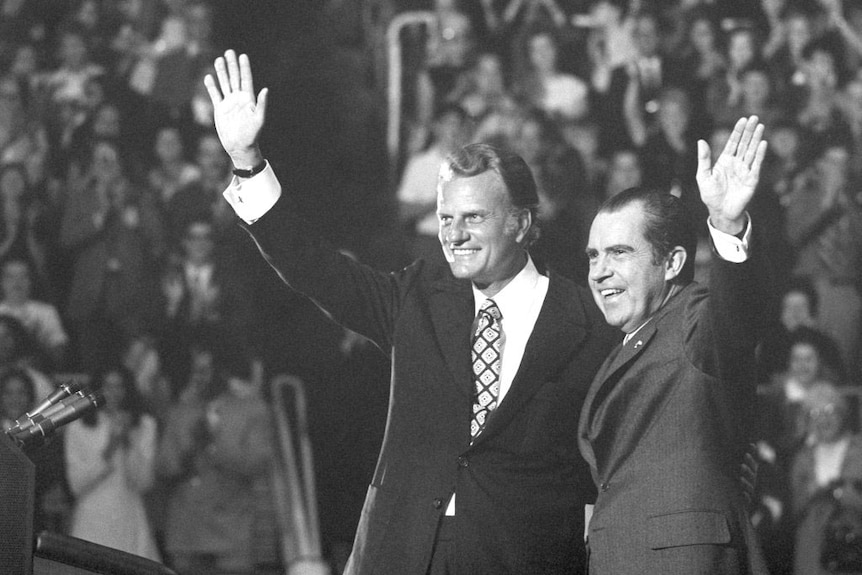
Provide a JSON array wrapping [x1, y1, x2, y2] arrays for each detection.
[[0, 0, 861, 574]]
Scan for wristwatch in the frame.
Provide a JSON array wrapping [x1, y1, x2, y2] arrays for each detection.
[[232, 159, 267, 178]]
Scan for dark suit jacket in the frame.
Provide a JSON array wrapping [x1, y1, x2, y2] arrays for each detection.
[[579, 255, 772, 575], [244, 194, 618, 575]]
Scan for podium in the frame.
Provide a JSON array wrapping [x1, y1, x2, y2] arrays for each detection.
[[0, 432, 176, 575]]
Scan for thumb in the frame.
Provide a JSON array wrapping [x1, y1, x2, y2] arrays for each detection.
[[696, 139, 711, 178], [256, 87, 269, 123]]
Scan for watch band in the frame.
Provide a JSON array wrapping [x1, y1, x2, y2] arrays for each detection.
[[232, 160, 267, 178]]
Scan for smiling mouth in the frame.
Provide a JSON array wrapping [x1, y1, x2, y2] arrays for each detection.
[[451, 248, 479, 256], [600, 288, 624, 299]]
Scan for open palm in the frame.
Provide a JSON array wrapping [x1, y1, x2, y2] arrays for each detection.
[[203, 50, 268, 163], [695, 116, 767, 231]]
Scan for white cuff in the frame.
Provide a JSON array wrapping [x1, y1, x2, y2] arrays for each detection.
[[222, 162, 281, 224], [707, 213, 751, 263]]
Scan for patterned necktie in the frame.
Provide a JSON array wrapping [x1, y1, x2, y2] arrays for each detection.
[[471, 299, 503, 439]]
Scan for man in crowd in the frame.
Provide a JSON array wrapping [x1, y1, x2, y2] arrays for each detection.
[[579, 115, 771, 574], [203, 49, 617, 574]]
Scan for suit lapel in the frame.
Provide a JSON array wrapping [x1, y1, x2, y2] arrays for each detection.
[[429, 276, 475, 399], [474, 274, 588, 445]]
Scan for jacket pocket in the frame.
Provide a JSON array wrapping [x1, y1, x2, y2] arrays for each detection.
[[647, 510, 731, 550]]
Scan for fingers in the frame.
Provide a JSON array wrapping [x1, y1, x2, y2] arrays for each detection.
[[239, 53, 254, 94], [721, 117, 747, 158], [226, 49, 241, 92], [212, 50, 251, 97], [203, 74, 222, 104], [735, 115, 759, 160], [214, 54, 230, 94]]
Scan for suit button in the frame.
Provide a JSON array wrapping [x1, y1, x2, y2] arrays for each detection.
[[433, 498, 443, 509], [600, 482, 609, 492], [457, 456, 469, 468]]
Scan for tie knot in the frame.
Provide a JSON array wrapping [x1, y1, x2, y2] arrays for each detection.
[[479, 299, 502, 321]]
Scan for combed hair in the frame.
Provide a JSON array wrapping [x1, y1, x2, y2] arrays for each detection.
[[442, 143, 540, 245], [599, 187, 697, 284]]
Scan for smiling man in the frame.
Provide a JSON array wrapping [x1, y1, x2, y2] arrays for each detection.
[[579, 116, 773, 574], [204, 51, 617, 574]]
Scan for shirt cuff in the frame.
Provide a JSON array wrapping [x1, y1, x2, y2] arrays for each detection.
[[222, 161, 281, 224], [707, 213, 751, 263]]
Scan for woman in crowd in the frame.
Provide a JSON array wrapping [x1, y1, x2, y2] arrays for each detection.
[[791, 382, 862, 575], [64, 364, 160, 561]]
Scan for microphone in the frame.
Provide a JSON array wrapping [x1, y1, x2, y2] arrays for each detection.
[[12, 392, 104, 449], [7, 379, 84, 435]]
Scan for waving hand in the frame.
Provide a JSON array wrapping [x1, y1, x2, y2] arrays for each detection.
[[203, 50, 268, 168], [695, 116, 767, 235]]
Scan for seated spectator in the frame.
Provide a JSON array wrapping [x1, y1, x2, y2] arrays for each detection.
[[147, 124, 201, 205], [599, 146, 642, 200], [795, 32, 855, 159], [164, 131, 234, 244], [791, 382, 862, 575], [784, 140, 862, 381], [0, 75, 51, 187], [64, 364, 160, 562], [761, 329, 843, 462], [0, 313, 54, 398], [158, 218, 254, 387], [155, 343, 274, 575], [713, 62, 788, 129], [0, 163, 58, 301], [454, 51, 517, 122], [60, 137, 166, 371], [513, 28, 590, 122], [0, 366, 72, 534], [758, 276, 847, 384], [708, 25, 762, 114], [41, 22, 105, 109], [0, 258, 69, 370]]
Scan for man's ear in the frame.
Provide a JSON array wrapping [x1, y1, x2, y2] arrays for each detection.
[[664, 246, 687, 281], [514, 209, 533, 244]]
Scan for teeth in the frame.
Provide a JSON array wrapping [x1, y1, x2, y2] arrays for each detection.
[[601, 289, 623, 297], [452, 249, 477, 255]]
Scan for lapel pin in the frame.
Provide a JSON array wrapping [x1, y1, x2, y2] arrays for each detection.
[[633, 340, 643, 349]]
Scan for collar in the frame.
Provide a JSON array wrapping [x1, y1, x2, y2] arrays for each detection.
[[622, 282, 680, 345], [472, 255, 543, 319]]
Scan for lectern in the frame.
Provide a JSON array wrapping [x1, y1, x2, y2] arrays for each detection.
[[0, 432, 175, 575]]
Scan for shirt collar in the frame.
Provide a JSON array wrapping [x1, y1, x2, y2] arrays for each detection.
[[472, 255, 543, 320]]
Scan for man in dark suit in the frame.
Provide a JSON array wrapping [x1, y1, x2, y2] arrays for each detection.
[[203, 50, 618, 574], [579, 116, 772, 574]]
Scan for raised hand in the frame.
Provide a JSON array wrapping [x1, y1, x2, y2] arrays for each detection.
[[203, 50, 268, 168], [695, 115, 767, 235]]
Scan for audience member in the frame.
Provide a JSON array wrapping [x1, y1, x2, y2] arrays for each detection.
[[512, 28, 589, 122], [155, 344, 274, 575], [60, 137, 166, 370], [783, 140, 862, 380], [791, 382, 862, 575], [0, 258, 68, 370], [64, 364, 160, 562], [158, 218, 253, 388], [147, 124, 201, 206]]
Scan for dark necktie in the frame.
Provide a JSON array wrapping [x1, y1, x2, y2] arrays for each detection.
[[471, 299, 503, 439]]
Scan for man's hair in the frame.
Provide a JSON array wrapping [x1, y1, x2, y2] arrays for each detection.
[[598, 187, 697, 284], [440, 143, 540, 245]]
